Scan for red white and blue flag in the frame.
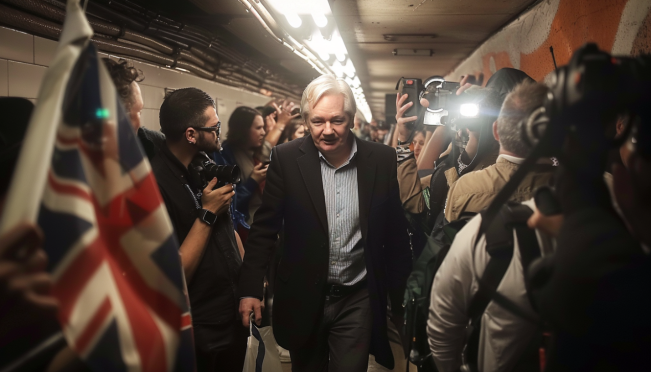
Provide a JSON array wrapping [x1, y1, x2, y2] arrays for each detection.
[[0, 1, 195, 371]]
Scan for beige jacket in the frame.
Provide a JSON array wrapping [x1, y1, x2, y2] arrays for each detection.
[[397, 157, 431, 214], [444, 156, 555, 222]]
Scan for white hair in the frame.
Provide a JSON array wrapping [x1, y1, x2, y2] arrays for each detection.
[[300, 74, 356, 122]]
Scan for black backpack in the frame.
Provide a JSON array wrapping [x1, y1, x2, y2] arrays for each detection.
[[403, 203, 543, 372]]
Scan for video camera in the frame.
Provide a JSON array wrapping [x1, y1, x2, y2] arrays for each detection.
[[397, 76, 490, 131], [520, 43, 651, 162], [189, 153, 241, 190]]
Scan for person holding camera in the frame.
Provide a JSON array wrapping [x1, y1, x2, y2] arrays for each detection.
[[150, 88, 246, 372], [426, 81, 555, 372], [443, 81, 555, 222]]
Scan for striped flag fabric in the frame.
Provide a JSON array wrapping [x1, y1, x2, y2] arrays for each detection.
[[0, 1, 195, 371]]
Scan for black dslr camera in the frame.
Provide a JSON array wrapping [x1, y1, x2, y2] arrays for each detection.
[[189, 153, 241, 190]]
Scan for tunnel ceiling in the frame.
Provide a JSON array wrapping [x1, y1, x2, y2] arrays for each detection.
[[137, 0, 538, 119], [331, 0, 538, 119]]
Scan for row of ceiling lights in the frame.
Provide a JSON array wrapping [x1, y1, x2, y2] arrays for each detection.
[[263, 0, 373, 121]]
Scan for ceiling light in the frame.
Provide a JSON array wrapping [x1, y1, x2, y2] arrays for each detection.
[[317, 49, 330, 61], [392, 49, 434, 57], [343, 59, 355, 78], [312, 12, 328, 27], [331, 60, 345, 78], [285, 13, 302, 28]]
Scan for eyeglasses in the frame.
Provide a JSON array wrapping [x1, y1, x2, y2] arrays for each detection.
[[193, 122, 221, 135]]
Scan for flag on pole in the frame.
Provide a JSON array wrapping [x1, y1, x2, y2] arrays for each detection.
[[0, 1, 195, 371]]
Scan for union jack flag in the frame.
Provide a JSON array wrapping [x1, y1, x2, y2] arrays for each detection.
[[36, 41, 195, 371], [0, 1, 194, 370]]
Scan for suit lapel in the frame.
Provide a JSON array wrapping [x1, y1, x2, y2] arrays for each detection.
[[355, 138, 375, 242], [296, 138, 329, 235]]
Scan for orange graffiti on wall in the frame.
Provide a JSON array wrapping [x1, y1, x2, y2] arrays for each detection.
[[460, 0, 651, 84], [520, 0, 629, 81]]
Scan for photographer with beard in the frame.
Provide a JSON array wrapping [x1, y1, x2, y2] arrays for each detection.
[[151, 88, 246, 372]]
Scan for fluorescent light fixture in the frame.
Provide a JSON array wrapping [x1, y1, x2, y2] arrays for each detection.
[[331, 60, 345, 78], [343, 59, 355, 78], [285, 13, 302, 28], [460, 103, 480, 117], [317, 49, 330, 61], [312, 12, 328, 27], [392, 48, 434, 57]]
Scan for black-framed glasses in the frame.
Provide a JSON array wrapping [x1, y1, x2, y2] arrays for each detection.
[[193, 122, 221, 135]]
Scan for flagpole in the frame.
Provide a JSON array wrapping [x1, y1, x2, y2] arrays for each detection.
[[0, 0, 93, 241], [0, 332, 66, 372]]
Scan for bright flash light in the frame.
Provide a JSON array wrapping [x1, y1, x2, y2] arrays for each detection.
[[285, 13, 302, 28], [312, 12, 328, 27], [460, 103, 480, 117]]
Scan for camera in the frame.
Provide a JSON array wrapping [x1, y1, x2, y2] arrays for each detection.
[[397, 76, 469, 127], [189, 153, 241, 190], [396, 77, 425, 120], [520, 43, 651, 159]]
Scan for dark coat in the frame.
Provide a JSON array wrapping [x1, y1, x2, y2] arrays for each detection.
[[238, 136, 412, 369]]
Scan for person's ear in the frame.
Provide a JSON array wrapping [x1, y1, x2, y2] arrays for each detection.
[[492, 121, 499, 142], [186, 127, 197, 145]]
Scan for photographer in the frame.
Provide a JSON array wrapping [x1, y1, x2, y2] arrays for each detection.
[[151, 88, 246, 372], [444, 81, 554, 222], [533, 119, 651, 371], [426, 81, 555, 372], [396, 69, 533, 227]]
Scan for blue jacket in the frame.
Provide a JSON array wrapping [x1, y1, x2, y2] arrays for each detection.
[[211, 141, 259, 228]]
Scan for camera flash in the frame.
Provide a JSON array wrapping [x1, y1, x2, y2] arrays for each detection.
[[460, 103, 480, 117]]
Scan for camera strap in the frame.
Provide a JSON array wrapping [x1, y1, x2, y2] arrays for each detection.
[[474, 145, 545, 247], [184, 184, 201, 210]]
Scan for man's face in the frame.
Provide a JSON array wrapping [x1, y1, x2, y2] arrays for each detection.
[[307, 94, 351, 155], [129, 82, 144, 131], [196, 106, 221, 153]]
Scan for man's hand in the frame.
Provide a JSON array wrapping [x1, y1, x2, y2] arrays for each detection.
[[201, 178, 235, 215], [250, 163, 268, 184], [239, 297, 263, 326], [0, 223, 58, 340], [395, 93, 420, 143]]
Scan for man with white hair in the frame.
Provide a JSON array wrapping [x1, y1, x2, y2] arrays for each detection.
[[238, 75, 412, 371]]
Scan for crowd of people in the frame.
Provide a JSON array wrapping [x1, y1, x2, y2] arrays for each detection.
[[0, 54, 649, 372]]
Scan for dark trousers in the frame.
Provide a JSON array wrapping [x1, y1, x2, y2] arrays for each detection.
[[290, 287, 372, 372], [194, 321, 249, 372]]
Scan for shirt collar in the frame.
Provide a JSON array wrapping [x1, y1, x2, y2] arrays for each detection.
[[318, 137, 358, 170], [498, 153, 525, 165]]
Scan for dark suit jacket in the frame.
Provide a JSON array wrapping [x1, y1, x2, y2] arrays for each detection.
[[238, 136, 412, 369]]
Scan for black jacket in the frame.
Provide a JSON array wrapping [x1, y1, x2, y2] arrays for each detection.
[[151, 143, 242, 325], [537, 186, 651, 372], [238, 136, 412, 369]]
